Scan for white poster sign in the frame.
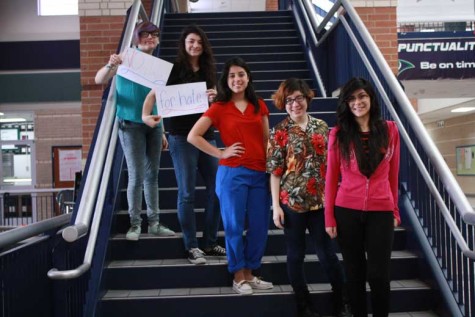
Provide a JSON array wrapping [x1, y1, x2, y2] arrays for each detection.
[[117, 48, 173, 88], [59, 149, 82, 182], [398, 0, 475, 23], [154, 82, 208, 118]]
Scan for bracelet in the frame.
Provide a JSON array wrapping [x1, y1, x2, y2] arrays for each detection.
[[105, 64, 116, 70]]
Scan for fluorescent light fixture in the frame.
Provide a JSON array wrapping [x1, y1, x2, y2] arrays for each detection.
[[0, 112, 4, 116], [0, 118, 26, 123], [3, 178, 32, 183], [451, 107, 475, 113]]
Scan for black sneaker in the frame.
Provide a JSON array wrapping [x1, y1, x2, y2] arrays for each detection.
[[204, 245, 226, 256], [188, 248, 206, 264]]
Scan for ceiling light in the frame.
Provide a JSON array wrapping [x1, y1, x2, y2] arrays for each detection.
[[451, 107, 475, 113], [0, 112, 4, 116], [0, 118, 27, 123]]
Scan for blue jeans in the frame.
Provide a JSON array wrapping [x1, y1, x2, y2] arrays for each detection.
[[168, 134, 220, 251], [118, 118, 163, 226], [283, 205, 346, 293], [216, 166, 270, 273]]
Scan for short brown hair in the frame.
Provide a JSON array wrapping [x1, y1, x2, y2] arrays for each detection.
[[272, 78, 315, 111]]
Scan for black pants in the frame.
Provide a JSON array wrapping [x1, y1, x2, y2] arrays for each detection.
[[335, 206, 394, 317], [283, 206, 345, 293]]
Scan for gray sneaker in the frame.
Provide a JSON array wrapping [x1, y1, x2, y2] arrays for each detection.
[[148, 222, 175, 236], [126, 225, 141, 241], [188, 248, 206, 264]]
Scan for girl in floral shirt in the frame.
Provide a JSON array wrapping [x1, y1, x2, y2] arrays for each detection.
[[267, 78, 350, 317]]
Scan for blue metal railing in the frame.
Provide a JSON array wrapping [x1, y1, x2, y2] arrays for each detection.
[[292, 0, 475, 316]]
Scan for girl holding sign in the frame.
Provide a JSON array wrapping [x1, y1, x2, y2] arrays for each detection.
[[95, 21, 175, 241], [143, 25, 225, 265], [187, 57, 273, 295]]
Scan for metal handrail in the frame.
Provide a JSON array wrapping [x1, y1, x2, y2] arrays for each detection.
[[293, 0, 327, 97], [0, 213, 71, 250], [47, 0, 164, 280]]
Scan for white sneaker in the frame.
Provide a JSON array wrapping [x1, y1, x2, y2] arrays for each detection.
[[126, 225, 141, 241], [232, 280, 253, 295], [247, 276, 273, 290]]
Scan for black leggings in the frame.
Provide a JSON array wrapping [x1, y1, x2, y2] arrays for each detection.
[[335, 206, 394, 317]]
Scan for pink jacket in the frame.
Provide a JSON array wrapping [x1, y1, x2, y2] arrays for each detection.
[[324, 121, 401, 227]]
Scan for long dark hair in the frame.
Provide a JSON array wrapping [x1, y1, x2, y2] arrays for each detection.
[[175, 24, 216, 88], [215, 57, 261, 113], [335, 77, 388, 173]]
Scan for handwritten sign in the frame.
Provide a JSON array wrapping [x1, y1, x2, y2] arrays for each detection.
[[117, 48, 173, 88], [154, 82, 208, 118]]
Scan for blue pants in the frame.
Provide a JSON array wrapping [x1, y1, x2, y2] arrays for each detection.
[[216, 166, 270, 273], [282, 206, 345, 293], [118, 119, 163, 226], [168, 134, 220, 251]]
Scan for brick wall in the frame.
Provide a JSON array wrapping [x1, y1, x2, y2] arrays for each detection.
[[266, 0, 278, 11], [356, 6, 398, 73], [35, 108, 82, 187], [80, 15, 126, 158]]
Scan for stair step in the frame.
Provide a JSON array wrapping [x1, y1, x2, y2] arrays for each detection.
[[99, 280, 436, 317], [104, 250, 418, 290]]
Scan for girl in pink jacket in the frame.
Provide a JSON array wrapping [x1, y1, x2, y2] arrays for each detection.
[[325, 77, 400, 317]]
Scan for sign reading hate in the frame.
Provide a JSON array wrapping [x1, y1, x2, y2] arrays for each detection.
[[154, 82, 208, 118], [117, 47, 173, 88]]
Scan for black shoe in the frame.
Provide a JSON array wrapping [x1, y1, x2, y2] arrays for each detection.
[[295, 290, 322, 317], [203, 244, 226, 256], [337, 303, 352, 317]]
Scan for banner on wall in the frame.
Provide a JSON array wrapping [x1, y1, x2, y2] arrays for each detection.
[[398, 0, 475, 23], [397, 33, 475, 80]]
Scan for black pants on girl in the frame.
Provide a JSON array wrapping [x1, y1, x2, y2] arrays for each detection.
[[335, 206, 394, 317]]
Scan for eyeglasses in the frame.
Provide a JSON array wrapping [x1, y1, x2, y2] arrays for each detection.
[[139, 31, 159, 38], [285, 95, 305, 105]]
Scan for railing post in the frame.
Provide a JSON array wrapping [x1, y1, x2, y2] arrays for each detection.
[[31, 192, 38, 223], [0, 193, 4, 226]]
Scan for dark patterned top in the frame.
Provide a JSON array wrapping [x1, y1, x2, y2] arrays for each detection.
[[267, 115, 328, 212]]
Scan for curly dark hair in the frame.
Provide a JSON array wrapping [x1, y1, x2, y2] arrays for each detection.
[[335, 77, 388, 175], [215, 57, 261, 113], [174, 24, 216, 89]]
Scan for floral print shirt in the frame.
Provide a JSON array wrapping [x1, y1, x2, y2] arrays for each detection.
[[266, 115, 328, 212]]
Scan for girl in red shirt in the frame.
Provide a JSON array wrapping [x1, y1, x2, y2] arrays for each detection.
[[188, 57, 273, 295]]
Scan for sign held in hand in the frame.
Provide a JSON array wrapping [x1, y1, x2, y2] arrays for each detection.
[[117, 48, 173, 88], [154, 82, 208, 118]]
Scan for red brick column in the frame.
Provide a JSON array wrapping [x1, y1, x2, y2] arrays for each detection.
[[80, 16, 125, 158], [266, 0, 278, 11], [356, 7, 398, 74]]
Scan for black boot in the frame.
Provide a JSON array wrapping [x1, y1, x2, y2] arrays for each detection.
[[294, 289, 322, 317]]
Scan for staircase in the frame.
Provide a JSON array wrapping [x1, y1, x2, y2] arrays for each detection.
[[97, 10, 437, 316]]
